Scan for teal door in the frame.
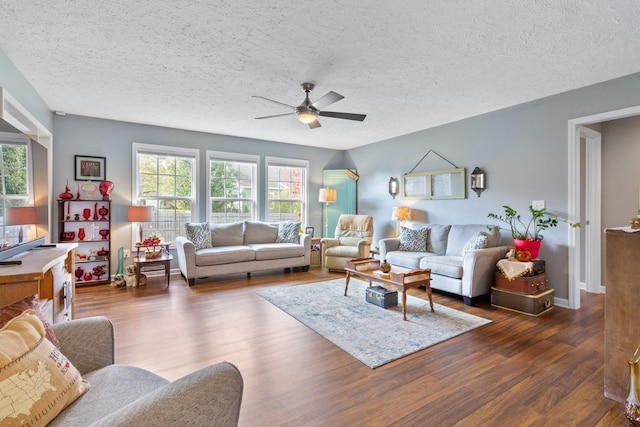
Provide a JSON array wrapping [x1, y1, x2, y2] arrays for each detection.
[[322, 169, 357, 238]]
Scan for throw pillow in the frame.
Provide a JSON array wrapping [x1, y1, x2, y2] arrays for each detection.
[[276, 221, 301, 243], [0, 294, 60, 347], [0, 310, 90, 426], [185, 222, 212, 250], [462, 232, 489, 255], [398, 226, 429, 252]]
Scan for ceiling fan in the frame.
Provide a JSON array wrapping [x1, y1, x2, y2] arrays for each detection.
[[253, 83, 366, 129]]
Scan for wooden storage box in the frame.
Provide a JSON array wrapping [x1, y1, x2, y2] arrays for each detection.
[[491, 286, 554, 316], [494, 272, 548, 295], [365, 286, 398, 309]]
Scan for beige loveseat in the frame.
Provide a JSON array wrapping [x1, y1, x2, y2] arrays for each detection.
[[176, 221, 311, 286], [379, 224, 507, 305]]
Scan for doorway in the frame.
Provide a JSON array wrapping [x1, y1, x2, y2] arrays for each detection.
[[568, 104, 640, 309]]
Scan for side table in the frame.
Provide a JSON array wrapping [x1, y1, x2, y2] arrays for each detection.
[[133, 250, 173, 287], [310, 237, 322, 268]]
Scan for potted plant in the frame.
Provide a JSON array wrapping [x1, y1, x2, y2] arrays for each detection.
[[488, 205, 580, 259]]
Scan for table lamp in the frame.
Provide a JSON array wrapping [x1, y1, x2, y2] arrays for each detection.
[[127, 206, 153, 243], [392, 206, 411, 237], [318, 188, 337, 238], [5, 206, 37, 243]]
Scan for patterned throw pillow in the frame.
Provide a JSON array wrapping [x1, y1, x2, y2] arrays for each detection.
[[0, 310, 90, 426], [276, 221, 301, 243], [0, 294, 60, 347], [398, 226, 429, 252], [185, 222, 212, 250], [462, 232, 489, 255]]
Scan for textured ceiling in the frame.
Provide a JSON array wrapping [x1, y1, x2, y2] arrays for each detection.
[[1, 1, 640, 150]]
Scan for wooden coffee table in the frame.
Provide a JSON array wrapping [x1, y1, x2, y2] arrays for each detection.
[[344, 258, 433, 321]]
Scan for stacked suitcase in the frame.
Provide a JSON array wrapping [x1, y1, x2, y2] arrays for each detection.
[[491, 259, 554, 316]]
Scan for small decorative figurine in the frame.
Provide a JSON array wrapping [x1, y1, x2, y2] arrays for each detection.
[[59, 180, 74, 200]]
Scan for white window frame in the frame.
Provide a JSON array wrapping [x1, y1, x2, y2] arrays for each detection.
[[0, 132, 33, 244], [265, 156, 309, 225], [132, 143, 199, 246], [207, 150, 259, 224]]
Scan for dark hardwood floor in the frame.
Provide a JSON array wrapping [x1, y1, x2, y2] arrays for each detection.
[[74, 268, 627, 426]]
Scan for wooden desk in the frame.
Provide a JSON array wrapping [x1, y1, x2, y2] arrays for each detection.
[[0, 243, 77, 323]]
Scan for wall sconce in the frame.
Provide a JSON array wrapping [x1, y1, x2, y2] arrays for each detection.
[[389, 177, 399, 199], [470, 167, 486, 197]]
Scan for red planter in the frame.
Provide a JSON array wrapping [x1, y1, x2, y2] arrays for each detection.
[[514, 239, 542, 260]]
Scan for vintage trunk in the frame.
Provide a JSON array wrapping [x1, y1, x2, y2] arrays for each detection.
[[521, 259, 546, 277], [365, 286, 398, 308], [491, 286, 554, 316], [494, 272, 548, 295]]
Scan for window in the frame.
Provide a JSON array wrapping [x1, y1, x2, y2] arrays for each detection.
[[133, 143, 198, 244], [265, 156, 308, 224], [207, 151, 258, 224], [0, 134, 31, 245]]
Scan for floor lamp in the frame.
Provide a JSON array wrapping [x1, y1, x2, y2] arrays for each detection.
[[318, 188, 337, 238], [127, 206, 153, 243], [5, 206, 37, 243]]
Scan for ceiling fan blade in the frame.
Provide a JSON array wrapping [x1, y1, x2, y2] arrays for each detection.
[[308, 120, 321, 129], [311, 91, 344, 110], [255, 112, 295, 120], [252, 95, 296, 110], [319, 111, 366, 121]]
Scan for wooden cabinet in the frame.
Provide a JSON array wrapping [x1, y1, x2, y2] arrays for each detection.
[[604, 228, 640, 403], [0, 244, 76, 323], [58, 200, 111, 285]]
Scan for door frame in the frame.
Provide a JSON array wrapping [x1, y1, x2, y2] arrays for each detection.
[[567, 104, 640, 309]]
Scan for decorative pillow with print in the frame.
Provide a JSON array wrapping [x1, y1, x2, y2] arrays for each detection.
[[462, 232, 489, 255], [398, 226, 429, 252], [276, 221, 301, 243], [0, 310, 90, 426], [185, 222, 212, 250]]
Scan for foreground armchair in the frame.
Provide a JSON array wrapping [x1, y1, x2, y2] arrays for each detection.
[[49, 317, 243, 427], [321, 214, 373, 271]]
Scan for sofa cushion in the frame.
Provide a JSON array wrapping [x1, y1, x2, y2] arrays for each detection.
[[420, 255, 464, 279], [195, 246, 255, 265], [276, 221, 301, 243], [462, 232, 489, 254], [427, 225, 451, 255], [185, 222, 212, 250], [398, 226, 428, 251], [250, 243, 305, 260], [446, 224, 495, 256], [324, 245, 362, 258], [50, 365, 168, 427], [0, 293, 59, 347], [338, 236, 364, 246], [0, 310, 90, 427], [210, 221, 244, 247], [386, 250, 435, 270], [243, 221, 278, 244]]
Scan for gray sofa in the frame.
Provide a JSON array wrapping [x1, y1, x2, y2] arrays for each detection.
[[49, 316, 243, 427], [379, 224, 507, 305], [176, 221, 311, 286]]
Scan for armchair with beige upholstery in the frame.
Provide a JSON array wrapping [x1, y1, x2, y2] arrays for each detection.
[[321, 214, 373, 271]]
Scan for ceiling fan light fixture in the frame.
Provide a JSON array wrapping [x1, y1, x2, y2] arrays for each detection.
[[296, 108, 318, 124]]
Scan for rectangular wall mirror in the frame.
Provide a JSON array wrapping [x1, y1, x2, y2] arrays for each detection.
[[401, 167, 466, 200]]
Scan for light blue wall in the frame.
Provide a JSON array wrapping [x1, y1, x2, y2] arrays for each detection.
[[347, 72, 640, 300], [52, 114, 345, 268]]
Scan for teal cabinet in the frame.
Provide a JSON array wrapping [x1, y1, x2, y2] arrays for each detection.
[[322, 169, 357, 237]]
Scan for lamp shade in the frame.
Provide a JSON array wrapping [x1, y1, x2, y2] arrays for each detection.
[[391, 206, 411, 221], [318, 188, 337, 203], [5, 206, 37, 226], [127, 206, 153, 222]]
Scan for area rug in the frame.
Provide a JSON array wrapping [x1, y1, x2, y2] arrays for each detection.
[[257, 278, 491, 368]]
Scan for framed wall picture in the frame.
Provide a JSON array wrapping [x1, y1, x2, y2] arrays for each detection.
[[305, 226, 314, 237], [75, 155, 106, 181]]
